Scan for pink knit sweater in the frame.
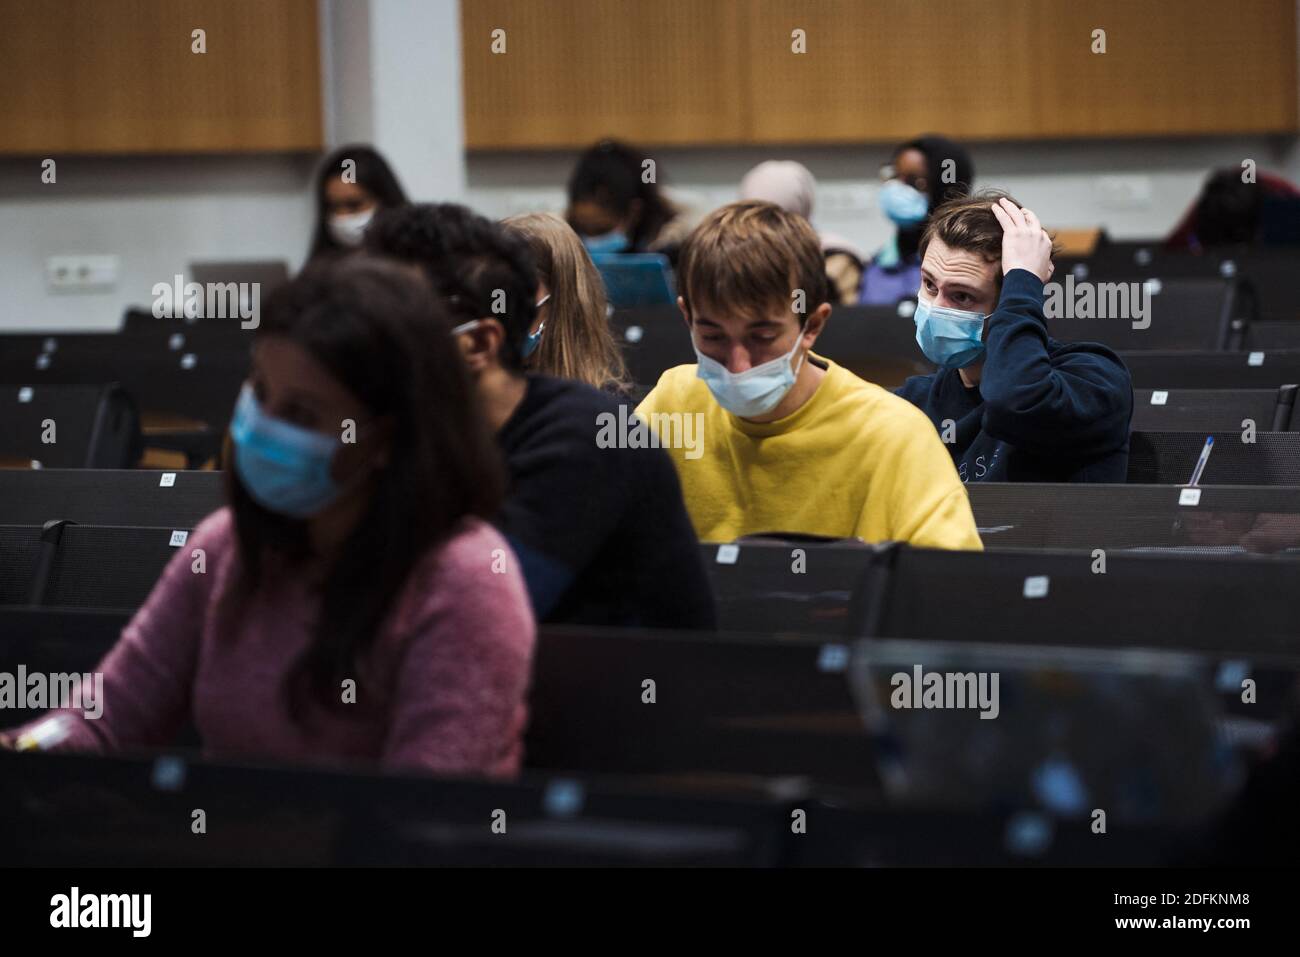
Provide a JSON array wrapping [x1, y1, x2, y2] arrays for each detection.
[[7, 509, 536, 776]]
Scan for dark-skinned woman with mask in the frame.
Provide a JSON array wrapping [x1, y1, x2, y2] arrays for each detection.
[[564, 139, 694, 267], [859, 135, 975, 306]]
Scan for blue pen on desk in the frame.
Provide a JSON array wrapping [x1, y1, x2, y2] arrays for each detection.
[[1187, 435, 1214, 487]]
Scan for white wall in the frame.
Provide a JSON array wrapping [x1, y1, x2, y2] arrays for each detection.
[[0, 154, 319, 331], [325, 0, 466, 201], [0, 0, 1296, 332]]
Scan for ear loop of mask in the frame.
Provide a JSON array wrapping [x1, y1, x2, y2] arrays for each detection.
[[525, 294, 552, 354], [453, 295, 550, 345]]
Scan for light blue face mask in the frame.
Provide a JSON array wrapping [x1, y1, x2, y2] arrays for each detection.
[[913, 296, 987, 370], [582, 230, 629, 255], [879, 179, 930, 227], [230, 384, 349, 519], [694, 326, 808, 419]]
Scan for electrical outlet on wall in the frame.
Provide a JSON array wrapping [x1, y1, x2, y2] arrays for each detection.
[[46, 255, 119, 293]]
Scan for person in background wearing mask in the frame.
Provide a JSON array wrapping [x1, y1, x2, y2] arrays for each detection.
[[895, 191, 1132, 483], [304, 144, 408, 265], [1, 258, 535, 775], [368, 203, 715, 629], [738, 160, 869, 306], [565, 139, 694, 266], [635, 201, 981, 549], [501, 212, 630, 394], [860, 135, 975, 306]]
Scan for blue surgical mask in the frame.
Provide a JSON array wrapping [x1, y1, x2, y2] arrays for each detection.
[[914, 296, 986, 370], [879, 179, 929, 227], [582, 230, 629, 255], [694, 327, 808, 419], [230, 384, 349, 518], [521, 294, 551, 359]]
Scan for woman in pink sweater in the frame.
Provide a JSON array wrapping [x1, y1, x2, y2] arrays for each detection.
[[2, 257, 536, 776]]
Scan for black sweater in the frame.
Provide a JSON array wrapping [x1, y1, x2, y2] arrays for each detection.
[[496, 374, 715, 629], [896, 269, 1133, 483]]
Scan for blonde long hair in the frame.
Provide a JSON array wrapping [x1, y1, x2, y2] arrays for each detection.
[[501, 212, 629, 393]]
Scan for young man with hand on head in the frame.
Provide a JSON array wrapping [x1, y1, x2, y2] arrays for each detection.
[[635, 200, 981, 549], [896, 192, 1132, 482], [368, 204, 715, 629]]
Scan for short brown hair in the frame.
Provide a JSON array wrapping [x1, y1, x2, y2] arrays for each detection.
[[921, 189, 1058, 289], [678, 200, 829, 324]]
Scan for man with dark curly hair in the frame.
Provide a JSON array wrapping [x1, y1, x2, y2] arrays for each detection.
[[368, 203, 715, 630]]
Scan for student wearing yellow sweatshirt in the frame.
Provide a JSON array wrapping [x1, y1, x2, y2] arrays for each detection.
[[635, 200, 981, 549]]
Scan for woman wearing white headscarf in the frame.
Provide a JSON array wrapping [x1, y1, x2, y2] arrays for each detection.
[[739, 160, 867, 306]]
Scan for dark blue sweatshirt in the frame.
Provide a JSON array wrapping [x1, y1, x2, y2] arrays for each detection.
[[895, 269, 1133, 483]]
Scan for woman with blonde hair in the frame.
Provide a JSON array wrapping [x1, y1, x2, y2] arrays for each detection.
[[501, 212, 629, 394]]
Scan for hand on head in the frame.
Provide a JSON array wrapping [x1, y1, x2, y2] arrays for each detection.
[[991, 197, 1054, 284]]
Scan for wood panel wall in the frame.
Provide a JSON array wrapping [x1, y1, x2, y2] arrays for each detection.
[[463, 0, 750, 149], [0, 0, 322, 155], [463, 0, 1298, 149]]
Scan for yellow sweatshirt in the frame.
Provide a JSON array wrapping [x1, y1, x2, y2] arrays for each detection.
[[635, 357, 982, 549]]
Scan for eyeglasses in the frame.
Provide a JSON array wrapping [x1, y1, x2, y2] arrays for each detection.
[[452, 293, 548, 338], [879, 163, 927, 191]]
